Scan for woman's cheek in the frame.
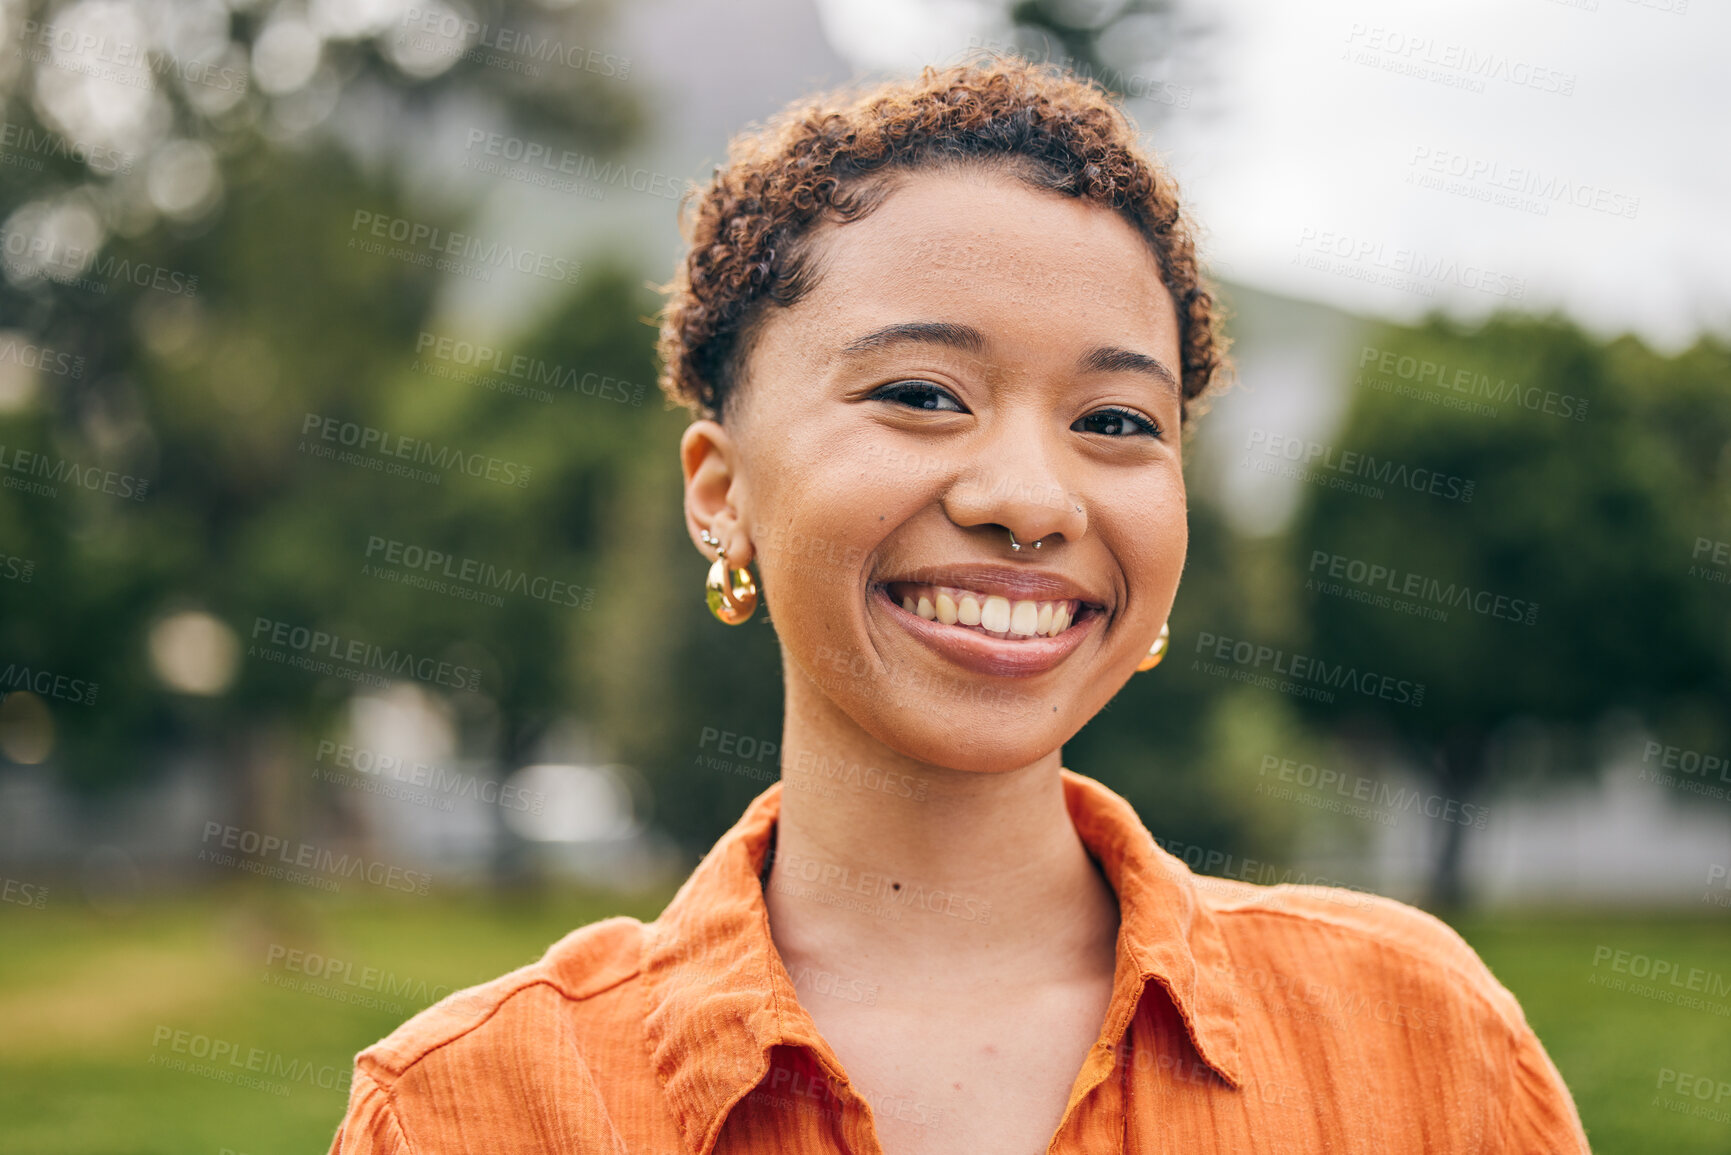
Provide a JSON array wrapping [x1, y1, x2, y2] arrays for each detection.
[[1108, 480, 1187, 610]]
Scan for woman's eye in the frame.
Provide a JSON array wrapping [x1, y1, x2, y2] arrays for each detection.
[[1074, 406, 1161, 439], [870, 381, 966, 412]]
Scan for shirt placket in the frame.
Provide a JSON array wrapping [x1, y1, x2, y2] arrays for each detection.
[[1041, 976, 1146, 1154], [831, 1072, 889, 1155], [764, 1044, 883, 1155]]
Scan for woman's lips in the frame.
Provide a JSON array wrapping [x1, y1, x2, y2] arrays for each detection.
[[870, 583, 1097, 678]]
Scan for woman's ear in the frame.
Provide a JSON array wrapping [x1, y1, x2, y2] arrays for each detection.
[[681, 419, 754, 568]]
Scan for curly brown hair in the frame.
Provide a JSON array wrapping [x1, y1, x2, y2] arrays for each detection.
[[655, 53, 1230, 427]]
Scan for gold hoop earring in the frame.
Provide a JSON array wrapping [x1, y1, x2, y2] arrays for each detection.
[[1136, 621, 1170, 672], [701, 529, 758, 625]]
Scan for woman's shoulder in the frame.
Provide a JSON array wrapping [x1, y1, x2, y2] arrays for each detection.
[[354, 914, 647, 1085], [1189, 872, 1526, 1029], [1179, 872, 1589, 1150]]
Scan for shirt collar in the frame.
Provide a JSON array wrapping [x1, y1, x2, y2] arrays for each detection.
[[639, 767, 1243, 1155]]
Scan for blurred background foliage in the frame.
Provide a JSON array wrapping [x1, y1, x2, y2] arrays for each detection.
[[0, 0, 1726, 905], [1285, 319, 1731, 904], [0, 0, 1728, 1149]]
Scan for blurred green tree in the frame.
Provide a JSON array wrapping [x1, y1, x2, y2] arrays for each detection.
[[1286, 315, 1731, 908], [0, 0, 656, 857]]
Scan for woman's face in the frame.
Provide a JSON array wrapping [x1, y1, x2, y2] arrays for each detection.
[[683, 165, 1187, 772]]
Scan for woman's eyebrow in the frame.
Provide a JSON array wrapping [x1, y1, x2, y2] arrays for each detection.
[[838, 320, 1178, 398], [1078, 345, 1180, 397], [839, 321, 988, 358]]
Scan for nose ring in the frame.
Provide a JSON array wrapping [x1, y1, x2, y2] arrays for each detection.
[[1007, 529, 1043, 551]]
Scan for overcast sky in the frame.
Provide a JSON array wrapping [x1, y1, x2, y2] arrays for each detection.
[[808, 0, 1729, 354], [429, 0, 1726, 359]]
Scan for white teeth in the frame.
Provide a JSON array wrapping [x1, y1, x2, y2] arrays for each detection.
[[889, 583, 1085, 639]]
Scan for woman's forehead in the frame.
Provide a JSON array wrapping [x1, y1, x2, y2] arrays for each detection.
[[787, 171, 1177, 349]]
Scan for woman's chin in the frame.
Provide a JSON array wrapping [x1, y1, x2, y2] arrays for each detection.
[[848, 702, 1079, 777]]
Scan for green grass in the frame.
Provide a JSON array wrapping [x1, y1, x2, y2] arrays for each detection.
[[1455, 913, 1731, 1154], [0, 885, 669, 1155], [1, 890, 1724, 1153]]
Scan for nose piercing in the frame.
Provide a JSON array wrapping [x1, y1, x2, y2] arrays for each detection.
[[1007, 529, 1043, 551]]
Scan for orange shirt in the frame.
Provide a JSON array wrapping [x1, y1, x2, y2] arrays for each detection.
[[327, 769, 1591, 1153]]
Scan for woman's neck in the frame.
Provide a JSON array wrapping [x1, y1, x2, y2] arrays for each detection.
[[762, 677, 1122, 984]]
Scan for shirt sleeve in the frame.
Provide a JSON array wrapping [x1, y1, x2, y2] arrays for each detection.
[[1503, 1016, 1592, 1154], [327, 1066, 415, 1155]]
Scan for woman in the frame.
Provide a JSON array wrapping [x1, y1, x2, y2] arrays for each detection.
[[329, 57, 1590, 1154]]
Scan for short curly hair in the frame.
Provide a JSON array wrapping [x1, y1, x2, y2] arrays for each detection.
[[655, 53, 1230, 427]]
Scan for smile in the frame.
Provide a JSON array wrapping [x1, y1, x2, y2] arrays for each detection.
[[884, 582, 1083, 640], [870, 581, 1102, 678]]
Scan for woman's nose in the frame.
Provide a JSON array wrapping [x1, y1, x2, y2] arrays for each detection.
[[941, 435, 1086, 549]]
